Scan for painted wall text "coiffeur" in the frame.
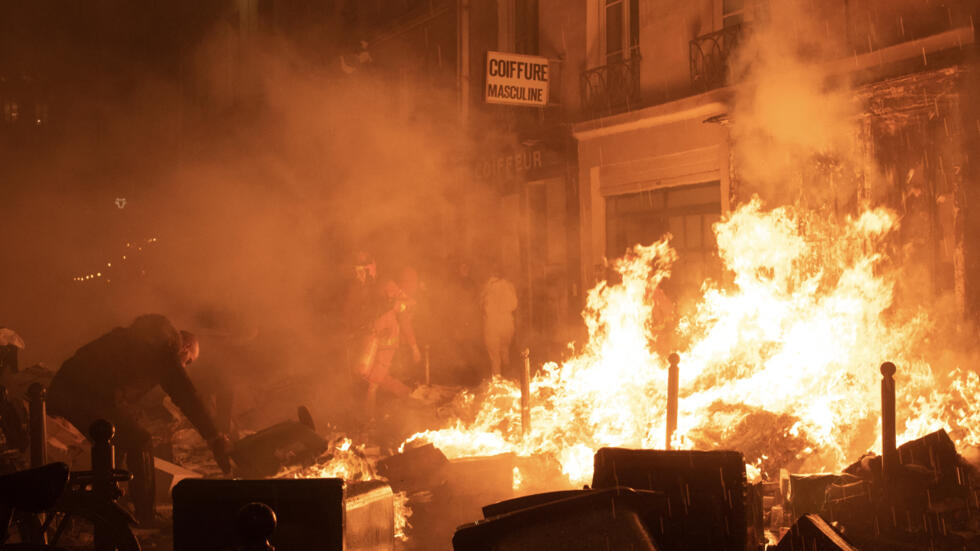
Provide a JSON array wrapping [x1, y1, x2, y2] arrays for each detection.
[[485, 51, 550, 107]]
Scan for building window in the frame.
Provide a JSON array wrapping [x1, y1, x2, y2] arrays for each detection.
[[515, 0, 539, 55], [722, 0, 767, 29], [722, 0, 745, 27], [3, 100, 18, 124], [605, 181, 722, 303], [605, 0, 639, 64]]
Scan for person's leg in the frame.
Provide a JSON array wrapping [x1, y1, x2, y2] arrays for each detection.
[[50, 400, 158, 526], [485, 326, 501, 377], [365, 383, 378, 422], [369, 348, 411, 396], [113, 420, 156, 525]]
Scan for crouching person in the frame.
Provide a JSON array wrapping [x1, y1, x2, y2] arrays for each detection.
[[47, 314, 231, 525]]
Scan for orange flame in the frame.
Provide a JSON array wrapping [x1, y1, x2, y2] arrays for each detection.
[[405, 197, 980, 486], [279, 437, 413, 541]]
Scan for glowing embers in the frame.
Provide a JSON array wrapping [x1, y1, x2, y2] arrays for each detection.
[[404, 198, 980, 486]]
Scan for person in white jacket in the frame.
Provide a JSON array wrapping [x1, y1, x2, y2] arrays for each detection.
[[481, 267, 518, 378]]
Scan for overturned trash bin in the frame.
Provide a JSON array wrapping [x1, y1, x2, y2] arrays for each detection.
[[229, 406, 328, 478], [453, 487, 665, 551], [172, 478, 394, 551], [592, 447, 759, 551], [773, 514, 857, 551]]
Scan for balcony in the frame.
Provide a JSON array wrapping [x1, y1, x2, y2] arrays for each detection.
[[580, 52, 642, 120], [690, 24, 744, 92]]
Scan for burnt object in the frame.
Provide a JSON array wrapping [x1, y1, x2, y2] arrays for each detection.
[[773, 514, 857, 551], [0, 386, 27, 452], [482, 490, 582, 518], [296, 406, 314, 431], [0, 461, 69, 513], [376, 443, 448, 493], [236, 502, 277, 551], [832, 429, 980, 547], [28, 383, 46, 468], [789, 474, 862, 517], [406, 453, 515, 551], [592, 447, 752, 551], [229, 411, 328, 478], [453, 487, 664, 551], [0, 329, 24, 376], [0, 346, 16, 376], [172, 478, 394, 551]]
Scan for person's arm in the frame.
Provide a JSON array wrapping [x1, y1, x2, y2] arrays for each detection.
[[160, 360, 232, 473], [160, 361, 219, 441]]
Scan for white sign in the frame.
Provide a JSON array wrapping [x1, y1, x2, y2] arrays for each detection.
[[485, 51, 549, 107]]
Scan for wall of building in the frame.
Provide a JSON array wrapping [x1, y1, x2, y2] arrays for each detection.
[[574, 88, 729, 297], [570, 0, 979, 321]]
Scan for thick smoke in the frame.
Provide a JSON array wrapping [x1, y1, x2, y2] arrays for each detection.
[[728, 0, 872, 210], [0, 17, 507, 431]]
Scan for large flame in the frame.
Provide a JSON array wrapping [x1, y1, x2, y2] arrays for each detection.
[[405, 197, 980, 486]]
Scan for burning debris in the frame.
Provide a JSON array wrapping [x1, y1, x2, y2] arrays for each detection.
[[404, 198, 980, 490]]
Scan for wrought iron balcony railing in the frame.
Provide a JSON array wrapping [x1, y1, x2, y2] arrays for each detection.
[[690, 24, 744, 92], [580, 52, 642, 119]]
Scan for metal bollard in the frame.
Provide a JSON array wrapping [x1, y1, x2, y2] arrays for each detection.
[[666, 353, 680, 450], [521, 348, 531, 439], [28, 383, 46, 468], [880, 362, 898, 481], [90, 419, 117, 551], [236, 502, 277, 551]]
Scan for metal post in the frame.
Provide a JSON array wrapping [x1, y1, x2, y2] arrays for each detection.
[[520, 348, 531, 439], [881, 362, 898, 481], [237, 502, 277, 551], [28, 383, 46, 468], [90, 420, 115, 551], [424, 345, 431, 386], [666, 353, 680, 450]]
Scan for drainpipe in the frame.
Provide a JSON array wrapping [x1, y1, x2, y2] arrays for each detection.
[[457, 0, 470, 123]]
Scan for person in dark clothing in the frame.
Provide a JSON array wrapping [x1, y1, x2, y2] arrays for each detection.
[[344, 253, 419, 420], [47, 314, 231, 525]]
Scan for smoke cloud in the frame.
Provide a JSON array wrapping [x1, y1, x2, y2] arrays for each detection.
[[0, 17, 507, 432]]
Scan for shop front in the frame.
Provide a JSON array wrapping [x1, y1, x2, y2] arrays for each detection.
[[573, 89, 731, 311]]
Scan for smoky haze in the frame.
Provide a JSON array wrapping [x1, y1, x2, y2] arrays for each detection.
[[728, 0, 873, 211], [0, 15, 507, 430], [724, 0, 977, 369]]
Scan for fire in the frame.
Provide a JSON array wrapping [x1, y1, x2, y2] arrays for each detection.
[[405, 197, 980, 486], [279, 437, 413, 541]]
